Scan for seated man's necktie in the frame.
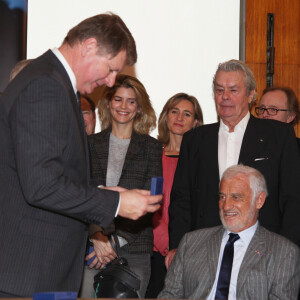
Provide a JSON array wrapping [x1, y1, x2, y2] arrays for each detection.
[[215, 233, 240, 299]]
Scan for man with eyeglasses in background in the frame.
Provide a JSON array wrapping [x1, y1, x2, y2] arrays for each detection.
[[255, 87, 300, 150]]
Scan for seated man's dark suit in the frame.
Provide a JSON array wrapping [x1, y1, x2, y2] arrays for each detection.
[[169, 115, 300, 249], [159, 225, 300, 299], [0, 50, 118, 296]]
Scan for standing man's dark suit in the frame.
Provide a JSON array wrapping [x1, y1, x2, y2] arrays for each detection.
[[0, 50, 119, 296], [0, 14, 162, 297], [0, 15, 164, 297], [169, 115, 300, 249]]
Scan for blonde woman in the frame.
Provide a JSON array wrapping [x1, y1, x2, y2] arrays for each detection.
[[80, 75, 162, 298]]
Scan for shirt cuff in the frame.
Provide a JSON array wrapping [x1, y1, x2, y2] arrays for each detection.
[[115, 194, 120, 217], [98, 185, 120, 217]]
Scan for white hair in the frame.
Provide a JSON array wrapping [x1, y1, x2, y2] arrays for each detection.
[[221, 164, 268, 202]]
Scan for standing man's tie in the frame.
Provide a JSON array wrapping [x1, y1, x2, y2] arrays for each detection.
[[215, 233, 240, 299]]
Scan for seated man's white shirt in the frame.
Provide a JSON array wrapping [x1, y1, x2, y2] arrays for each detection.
[[206, 222, 258, 300], [218, 112, 250, 179]]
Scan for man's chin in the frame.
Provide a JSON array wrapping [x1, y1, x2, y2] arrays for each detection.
[[84, 84, 97, 95], [85, 87, 94, 94], [221, 218, 241, 233]]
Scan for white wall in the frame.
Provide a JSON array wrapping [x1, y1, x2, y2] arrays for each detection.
[[27, 0, 240, 135]]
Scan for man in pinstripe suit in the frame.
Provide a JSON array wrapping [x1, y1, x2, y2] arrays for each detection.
[[159, 165, 300, 299], [0, 14, 161, 297]]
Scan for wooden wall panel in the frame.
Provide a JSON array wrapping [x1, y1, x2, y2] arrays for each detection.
[[248, 63, 266, 116], [246, 0, 300, 137]]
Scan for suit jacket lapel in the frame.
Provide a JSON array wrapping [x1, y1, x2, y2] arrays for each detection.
[[46, 51, 82, 135], [75, 94, 90, 178], [202, 123, 220, 181], [74, 93, 87, 144], [207, 227, 224, 290], [92, 128, 111, 183], [47, 50, 90, 180], [237, 225, 266, 292], [238, 115, 268, 165]]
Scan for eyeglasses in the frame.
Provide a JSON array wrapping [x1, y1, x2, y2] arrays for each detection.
[[255, 106, 288, 116]]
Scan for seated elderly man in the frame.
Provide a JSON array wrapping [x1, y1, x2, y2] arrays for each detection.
[[159, 165, 300, 300]]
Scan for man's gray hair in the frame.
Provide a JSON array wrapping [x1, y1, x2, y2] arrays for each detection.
[[213, 59, 257, 103], [221, 165, 268, 202]]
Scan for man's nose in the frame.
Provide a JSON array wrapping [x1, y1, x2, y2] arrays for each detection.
[[262, 109, 269, 118], [83, 117, 88, 126], [223, 197, 234, 210], [105, 73, 117, 88], [222, 89, 229, 100]]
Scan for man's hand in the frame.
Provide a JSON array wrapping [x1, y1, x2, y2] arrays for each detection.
[[119, 189, 162, 219], [165, 248, 177, 269]]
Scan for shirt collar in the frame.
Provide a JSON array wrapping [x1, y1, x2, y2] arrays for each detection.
[[52, 47, 77, 94], [222, 221, 258, 247], [220, 111, 250, 133]]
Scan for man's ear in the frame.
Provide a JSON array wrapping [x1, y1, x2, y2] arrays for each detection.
[[81, 38, 98, 57], [255, 192, 266, 209], [248, 89, 256, 104], [192, 119, 198, 128], [287, 112, 296, 124]]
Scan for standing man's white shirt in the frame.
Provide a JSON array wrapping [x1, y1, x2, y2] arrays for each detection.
[[207, 222, 258, 300], [218, 112, 250, 179], [52, 48, 77, 94]]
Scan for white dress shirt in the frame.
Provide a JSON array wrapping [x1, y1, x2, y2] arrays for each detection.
[[52, 47, 77, 94], [207, 222, 258, 300], [218, 112, 250, 179]]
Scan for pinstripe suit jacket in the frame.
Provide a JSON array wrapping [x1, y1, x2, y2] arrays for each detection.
[[0, 50, 119, 296], [88, 128, 162, 254], [159, 225, 300, 299]]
